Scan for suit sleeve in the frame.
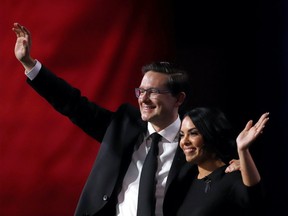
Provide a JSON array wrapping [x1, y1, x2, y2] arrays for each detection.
[[26, 65, 113, 141]]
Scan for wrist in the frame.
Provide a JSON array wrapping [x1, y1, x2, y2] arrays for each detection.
[[21, 57, 36, 71]]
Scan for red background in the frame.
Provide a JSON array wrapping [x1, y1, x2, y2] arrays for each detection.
[[1, 0, 287, 215]]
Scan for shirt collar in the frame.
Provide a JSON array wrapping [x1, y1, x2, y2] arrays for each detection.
[[147, 116, 181, 142]]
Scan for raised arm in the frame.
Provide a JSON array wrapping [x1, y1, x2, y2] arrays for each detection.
[[237, 112, 269, 186], [12, 23, 36, 71]]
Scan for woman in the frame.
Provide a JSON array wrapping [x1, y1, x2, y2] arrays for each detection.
[[177, 107, 269, 216]]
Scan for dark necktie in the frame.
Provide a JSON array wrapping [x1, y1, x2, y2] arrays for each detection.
[[137, 132, 162, 216]]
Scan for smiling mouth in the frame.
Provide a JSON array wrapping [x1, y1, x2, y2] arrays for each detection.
[[183, 147, 196, 154], [142, 105, 156, 110]]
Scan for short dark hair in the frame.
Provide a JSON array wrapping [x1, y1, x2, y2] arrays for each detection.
[[141, 61, 192, 115]]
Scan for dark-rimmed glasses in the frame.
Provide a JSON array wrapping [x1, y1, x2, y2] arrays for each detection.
[[135, 88, 171, 99]]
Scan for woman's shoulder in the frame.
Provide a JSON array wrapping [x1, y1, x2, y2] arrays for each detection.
[[209, 165, 242, 183]]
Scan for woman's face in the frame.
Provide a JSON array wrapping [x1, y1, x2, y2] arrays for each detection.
[[179, 116, 206, 164]]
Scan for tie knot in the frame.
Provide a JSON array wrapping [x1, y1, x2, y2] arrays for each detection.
[[150, 133, 161, 143]]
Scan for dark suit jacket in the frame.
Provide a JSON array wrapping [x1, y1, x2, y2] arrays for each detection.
[[27, 66, 194, 216]]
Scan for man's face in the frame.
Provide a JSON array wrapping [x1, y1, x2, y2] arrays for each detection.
[[137, 71, 180, 131]]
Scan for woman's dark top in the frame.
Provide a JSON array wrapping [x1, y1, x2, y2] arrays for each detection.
[[175, 165, 264, 216]]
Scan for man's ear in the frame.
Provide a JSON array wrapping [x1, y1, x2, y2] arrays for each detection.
[[176, 92, 186, 106]]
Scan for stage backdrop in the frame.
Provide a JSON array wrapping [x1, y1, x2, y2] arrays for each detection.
[[0, 0, 175, 215]]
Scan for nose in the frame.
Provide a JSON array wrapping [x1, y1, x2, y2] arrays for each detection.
[[181, 135, 190, 145]]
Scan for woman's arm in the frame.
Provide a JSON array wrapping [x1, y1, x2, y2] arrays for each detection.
[[237, 112, 269, 186]]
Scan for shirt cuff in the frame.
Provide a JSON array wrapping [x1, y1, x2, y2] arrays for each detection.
[[25, 60, 42, 80]]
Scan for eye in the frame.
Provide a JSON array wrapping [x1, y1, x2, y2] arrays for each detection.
[[139, 88, 145, 94], [149, 88, 160, 94], [189, 131, 199, 136]]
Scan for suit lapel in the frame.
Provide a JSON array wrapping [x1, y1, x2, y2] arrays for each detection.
[[165, 146, 186, 191]]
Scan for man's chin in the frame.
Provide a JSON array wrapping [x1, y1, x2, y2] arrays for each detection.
[[141, 114, 152, 122]]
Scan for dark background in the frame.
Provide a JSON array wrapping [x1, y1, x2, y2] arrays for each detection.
[[172, 1, 288, 215]]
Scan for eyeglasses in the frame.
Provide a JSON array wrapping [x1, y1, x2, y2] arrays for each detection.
[[135, 88, 171, 99]]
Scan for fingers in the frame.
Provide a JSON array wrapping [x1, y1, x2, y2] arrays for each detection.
[[228, 159, 236, 165], [225, 166, 232, 173], [253, 112, 269, 133], [225, 159, 241, 173], [12, 23, 30, 38], [243, 120, 253, 131], [12, 23, 22, 35], [21, 25, 31, 35]]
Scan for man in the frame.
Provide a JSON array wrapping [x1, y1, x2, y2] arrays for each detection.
[[12, 22, 239, 216]]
